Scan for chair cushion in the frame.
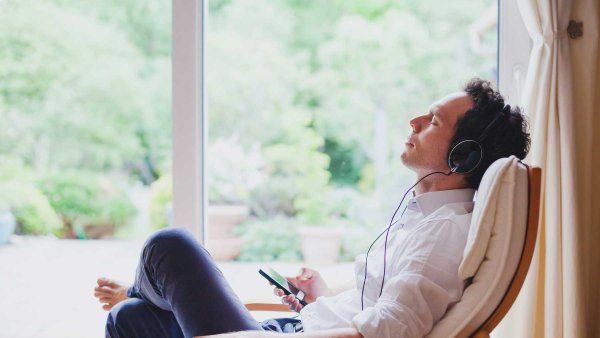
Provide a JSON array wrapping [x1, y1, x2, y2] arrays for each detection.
[[459, 156, 519, 279], [426, 156, 528, 337]]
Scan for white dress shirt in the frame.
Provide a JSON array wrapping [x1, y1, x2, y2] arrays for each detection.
[[300, 188, 476, 338]]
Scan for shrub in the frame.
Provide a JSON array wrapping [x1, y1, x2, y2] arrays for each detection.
[[235, 216, 302, 262], [37, 171, 136, 237], [207, 137, 266, 204], [148, 174, 172, 230], [0, 158, 62, 235], [0, 181, 62, 236], [248, 124, 331, 220]]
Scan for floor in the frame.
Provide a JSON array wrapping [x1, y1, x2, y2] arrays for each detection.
[[0, 235, 353, 338]]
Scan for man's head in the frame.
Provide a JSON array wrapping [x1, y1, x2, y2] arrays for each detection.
[[401, 78, 531, 190]]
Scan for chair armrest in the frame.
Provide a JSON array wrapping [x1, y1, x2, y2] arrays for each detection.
[[244, 302, 293, 312]]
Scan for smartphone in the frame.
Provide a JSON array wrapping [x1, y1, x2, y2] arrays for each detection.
[[259, 268, 307, 306]]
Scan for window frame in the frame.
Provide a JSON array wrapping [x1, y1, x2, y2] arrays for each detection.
[[172, 0, 207, 241], [498, 0, 532, 104]]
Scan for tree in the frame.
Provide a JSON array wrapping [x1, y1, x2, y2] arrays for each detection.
[[309, 4, 494, 194], [0, 0, 171, 180]]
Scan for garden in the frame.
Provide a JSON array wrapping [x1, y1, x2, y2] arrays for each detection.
[[0, 0, 496, 263]]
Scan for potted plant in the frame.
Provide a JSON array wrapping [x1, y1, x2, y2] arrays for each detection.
[[298, 223, 344, 265], [296, 189, 347, 264], [206, 138, 265, 260], [0, 205, 16, 245]]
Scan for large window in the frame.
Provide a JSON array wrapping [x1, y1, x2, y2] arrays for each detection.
[[203, 0, 498, 263], [0, 0, 172, 240]]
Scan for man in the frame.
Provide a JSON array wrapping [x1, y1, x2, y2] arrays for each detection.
[[94, 78, 530, 338]]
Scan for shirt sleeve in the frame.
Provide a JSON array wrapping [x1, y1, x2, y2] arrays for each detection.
[[351, 219, 467, 338]]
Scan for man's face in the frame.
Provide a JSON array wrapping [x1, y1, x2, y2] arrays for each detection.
[[401, 92, 474, 173]]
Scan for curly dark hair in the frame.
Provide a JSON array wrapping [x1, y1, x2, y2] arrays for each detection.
[[448, 78, 531, 189]]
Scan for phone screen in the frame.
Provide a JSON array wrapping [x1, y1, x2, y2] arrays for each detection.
[[259, 268, 306, 305], [267, 268, 300, 294]]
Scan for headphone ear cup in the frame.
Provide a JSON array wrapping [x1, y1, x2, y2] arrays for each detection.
[[448, 140, 483, 174]]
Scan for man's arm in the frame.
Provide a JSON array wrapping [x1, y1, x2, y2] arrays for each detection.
[[329, 276, 355, 296], [197, 327, 363, 338]]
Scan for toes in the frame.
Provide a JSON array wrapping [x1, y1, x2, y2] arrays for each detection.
[[99, 296, 112, 303], [94, 292, 108, 298], [97, 277, 119, 288], [95, 285, 114, 293]]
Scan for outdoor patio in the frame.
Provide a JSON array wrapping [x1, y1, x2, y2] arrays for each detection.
[[0, 236, 353, 338]]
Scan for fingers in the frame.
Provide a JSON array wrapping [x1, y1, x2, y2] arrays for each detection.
[[98, 296, 112, 303], [297, 267, 313, 281], [94, 285, 114, 294], [281, 294, 303, 312], [97, 277, 119, 288], [272, 287, 285, 297], [95, 285, 112, 291], [97, 277, 114, 287], [94, 290, 113, 298]]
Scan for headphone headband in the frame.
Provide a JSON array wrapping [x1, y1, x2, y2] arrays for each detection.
[[448, 104, 509, 173], [479, 104, 509, 142]]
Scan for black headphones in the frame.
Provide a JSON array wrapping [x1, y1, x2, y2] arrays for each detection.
[[447, 104, 510, 174], [360, 104, 511, 310]]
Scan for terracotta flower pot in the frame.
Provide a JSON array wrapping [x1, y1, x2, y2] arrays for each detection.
[[83, 223, 116, 239], [298, 226, 343, 264], [206, 204, 249, 261]]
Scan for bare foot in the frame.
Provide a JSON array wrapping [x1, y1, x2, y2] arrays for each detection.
[[94, 277, 129, 311]]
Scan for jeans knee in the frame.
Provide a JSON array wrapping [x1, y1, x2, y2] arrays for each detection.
[[106, 299, 146, 336], [145, 227, 193, 251], [142, 227, 206, 265]]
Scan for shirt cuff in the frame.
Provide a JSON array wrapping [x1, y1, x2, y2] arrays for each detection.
[[351, 306, 381, 338]]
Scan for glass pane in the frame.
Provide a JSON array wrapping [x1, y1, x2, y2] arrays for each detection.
[[0, 0, 172, 335], [206, 1, 498, 263], [0, 0, 172, 241]]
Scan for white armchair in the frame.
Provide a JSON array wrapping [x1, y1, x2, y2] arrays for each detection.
[[425, 156, 541, 337]]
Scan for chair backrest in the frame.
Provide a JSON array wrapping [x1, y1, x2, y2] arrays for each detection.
[[426, 156, 541, 338]]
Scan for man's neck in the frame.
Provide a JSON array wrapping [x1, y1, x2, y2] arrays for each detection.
[[414, 171, 468, 195]]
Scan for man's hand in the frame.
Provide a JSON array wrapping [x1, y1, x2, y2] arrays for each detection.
[[272, 267, 333, 312]]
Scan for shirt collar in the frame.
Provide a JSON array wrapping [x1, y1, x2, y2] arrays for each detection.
[[409, 188, 475, 217]]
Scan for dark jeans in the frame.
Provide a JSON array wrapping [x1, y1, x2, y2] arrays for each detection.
[[105, 228, 265, 338]]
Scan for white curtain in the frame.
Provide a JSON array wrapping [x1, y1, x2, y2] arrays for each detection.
[[493, 0, 600, 337]]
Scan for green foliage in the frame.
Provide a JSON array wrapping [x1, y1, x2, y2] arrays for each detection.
[[0, 181, 62, 236], [339, 226, 377, 262], [0, 0, 171, 177], [0, 157, 62, 235], [324, 138, 367, 186], [295, 187, 365, 228], [235, 216, 302, 262], [52, 0, 172, 58], [0, 0, 497, 246], [248, 112, 331, 221], [149, 174, 172, 230], [207, 138, 265, 204], [37, 171, 136, 235]]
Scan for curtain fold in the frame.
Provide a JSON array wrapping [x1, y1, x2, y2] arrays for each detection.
[[493, 0, 600, 337]]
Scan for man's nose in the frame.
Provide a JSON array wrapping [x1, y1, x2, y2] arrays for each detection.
[[409, 116, 421, 133]]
